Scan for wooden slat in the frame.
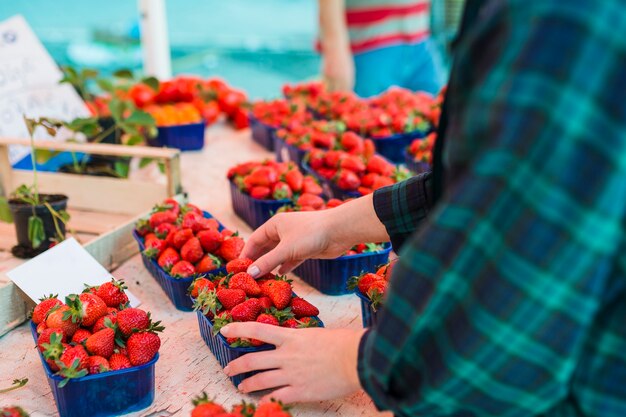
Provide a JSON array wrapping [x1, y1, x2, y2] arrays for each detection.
[[66, 209, 133, 235]]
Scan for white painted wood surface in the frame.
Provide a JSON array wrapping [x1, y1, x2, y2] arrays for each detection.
[[0, 124, 391, 417]]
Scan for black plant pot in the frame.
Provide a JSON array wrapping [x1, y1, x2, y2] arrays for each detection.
[[9, 194, 68, 258]]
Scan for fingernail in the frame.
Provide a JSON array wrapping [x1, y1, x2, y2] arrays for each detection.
[[220, 325, 230, 336], [223, 365, 230, 375], [237, 384, 243, 392], [248, 265, 260, 278]]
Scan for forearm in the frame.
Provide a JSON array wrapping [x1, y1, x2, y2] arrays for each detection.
[[319, 0, 350, 51]]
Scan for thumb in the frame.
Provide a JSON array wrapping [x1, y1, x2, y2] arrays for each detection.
[[247, 243, 290, 278]]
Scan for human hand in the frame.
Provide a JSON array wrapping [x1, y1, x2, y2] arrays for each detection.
[[322, 43, 355, 93], [221, 322, 366, 404]]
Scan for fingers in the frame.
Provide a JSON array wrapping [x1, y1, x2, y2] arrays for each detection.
[[237, 369, 289, 394], [241, 224, 277, 262], [220, 322, 291, 346], [247, 243, 291, 278], [260, 386, 301, 405], [277, 260, 304, 275], [224, 350, 282, 377]]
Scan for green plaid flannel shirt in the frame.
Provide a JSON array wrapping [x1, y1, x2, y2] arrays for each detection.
[[360, 0, 626, 415]]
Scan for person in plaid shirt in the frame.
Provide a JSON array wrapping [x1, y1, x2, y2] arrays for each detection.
[[220, 0, 626, 415]]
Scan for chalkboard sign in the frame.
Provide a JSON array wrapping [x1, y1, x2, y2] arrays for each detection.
[[0, 15, 90, 164]]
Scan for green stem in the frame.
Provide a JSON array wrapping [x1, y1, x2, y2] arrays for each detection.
[[43, 202, 68, 242], [0, 378, 28, 394]]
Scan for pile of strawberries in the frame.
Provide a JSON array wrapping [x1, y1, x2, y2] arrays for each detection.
[[191, 258, 321, 348], [228, 160, 324, 201], [192, 394, 292, 417], [308, 149, 410, 194], [348, 260, 396, 311], [32, 280, 163, 386], [136, 199, 244, 278], [1, 406, 28, 417], [407, 132, 437, 164], [250, 99, 311, 129]]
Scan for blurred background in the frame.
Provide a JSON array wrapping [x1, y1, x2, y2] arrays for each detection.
[[0, 0, 464, 99]]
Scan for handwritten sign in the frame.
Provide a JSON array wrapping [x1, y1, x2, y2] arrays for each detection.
[[0, 15, 90, 164], [7, 238, 140, 306]]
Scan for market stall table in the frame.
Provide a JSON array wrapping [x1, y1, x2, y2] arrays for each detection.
[[0, 124, 391, 417]]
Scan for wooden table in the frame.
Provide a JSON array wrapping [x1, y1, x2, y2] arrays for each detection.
[[0, 124, 391, 417]]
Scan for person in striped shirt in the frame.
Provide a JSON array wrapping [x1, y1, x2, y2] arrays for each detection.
[[319, 0, 443, 97]]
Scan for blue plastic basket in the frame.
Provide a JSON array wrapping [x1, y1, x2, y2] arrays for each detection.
[[29, 322, 158, 417], [403, 149, 431, 174], [301, 160, 361, 200], [273, 134, 308, 169], [355, 291, 380, 328], [229, 180, 292, 230], [133, 211, 227, 311], [194, 305, 324, 387], [293, 243, 392, 295], [149, 122, 205, 151], [369, 130, 427, 163], [249, 114, 276, 151]]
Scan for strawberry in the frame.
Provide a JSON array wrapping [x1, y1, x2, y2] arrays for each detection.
[[149, 210, 177, 229], [197, 228, 222, 253], [254, 401, 291, 417], [229, 272, 261, 296], [36, 321, 47, 334], [289, 297, 319, 318], [117, 308, 149, 337], [297, 317, 320, 327], [193, 217, 216, 233], [324, 150, 343, 167], [284, 169, 303, 192], [260, 278, 292, 310], [367, 280, 387, 311], [143, 237, 166, 258], [189, 277, 216, 298], [340, 131, 363, 150], [225, 258, 253, 274], [127, 325, 163, 366], [196, 254, 223, 274], [296, 193, 325, 210], [161, 198, 181, 216], [191, 392, 226, 417], [158, 247, 181, 270], [302, 176, 323, 195], [181, 237, 204, 264], [371, 175, 395, 191], [1, 406, 29, 417], [336, 169, 360, 190], [217, 288, 247, 310], [172, 228, 194, 249], [231, 298, 262, 322], [182, 212, 202, 231], [258, 296, 273, 310], [95, 279, 129, 308], [45, 305, 80, 337], [245, 167, 277, 187], [86, 328, 115, 358], [339, 155, 366, 173], [32, 295, 62, 325], [366, 155, 394, 176], [135, 218, 151, 236], [348, 272, 384, 295], [66, 293, 108, 327], [361, 173, 380, 188], [38, 328, 66, 353], [211, 311, 233, 335], [171, 260, 196, 278], [154, 222, 178, 239], [218, 235, 244, 262], [250, 186, 271, 200], [109, 353, 132, 370], [272, 182, 293, 200], [71, 328, 91, 345], [57, 344, 89, 377], [182, 203, 203, 217], [86, 356, 110, 375], [256, 313, 279, 326]]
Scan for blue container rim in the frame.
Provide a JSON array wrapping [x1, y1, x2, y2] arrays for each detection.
[[248, 114, 279, 131], [228, 179, 292, 205], [368, 129, 428, 141], [133, 210, 227, 285], [325, 242, 392, 261], [300, 160, 362, 199], [192, 298, 324, 353], [29, 321, 159, 383], [355, 290, 374, 306], [157, 121, 205, 130]]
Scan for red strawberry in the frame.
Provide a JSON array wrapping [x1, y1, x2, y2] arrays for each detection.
[[192, 216, 216, 233], [296, 193, 325, 210], [154, 222, 178, 239], [117, 308, 149, 337], [366, 155, 394, 176], [191, 392, 226, 417], [85, 328, 115, 358], [339, 155, 366, 173], [127, 329, 162, 366], [71, 328, 91, 344], [95, 280, 129, 308], [297, 317, 320, 327], [158, 247, 181, 270], [58, 345, 89, 376], [182, 203, 203, 216], [172, 228, 194, 249], [336, 169, 360, 190], [289, 297, 319, 318], [340, 131, 363, 150], [86, 356, 110, 374], [361, 173, 380, 188], [284, 169, 303, 192], [196, 254, 222, 274], [218, 235, 244, 262], [143, 237, 166, 258], [231, 298, 262, 322], [272, 182, 293, 200], [225, 258, 253, 274], [1, 406, 29, 417], [254, 401, 291, 417], [302, 176, 323, 195], [109, 353, 132, 370], [181, 237, 204, 264], [350, 272, 384, 295], [38, 328, 66, 353], [258, 296, 273, 310], [229, 272, 261, 296], [217, 288, 247, 310], [324, 150, 343, 167], [250, 186, 271, 199], [36, 321, 47, 334], [260, 279, 292, 310], [32, 295, 62, 325], [244, 166, 277, 187], [367, 280, 387, 310], [371, 175, 395, 191], [326, 198, 343, 208], [189, 277, 216, 298], [45, 305, 80, 337], [256, 313, 279, 326], [149, 210, 177, 229], [197, 228, 222, 253], [170, 261, 196, 278], [66, 293, 108, 327]]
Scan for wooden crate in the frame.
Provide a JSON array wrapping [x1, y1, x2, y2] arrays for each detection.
[[0, 138, 183, 336]]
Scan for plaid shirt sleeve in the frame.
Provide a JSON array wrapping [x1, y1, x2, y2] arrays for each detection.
[[361, 1, 626, 416], [373, 171, 433, 251]]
